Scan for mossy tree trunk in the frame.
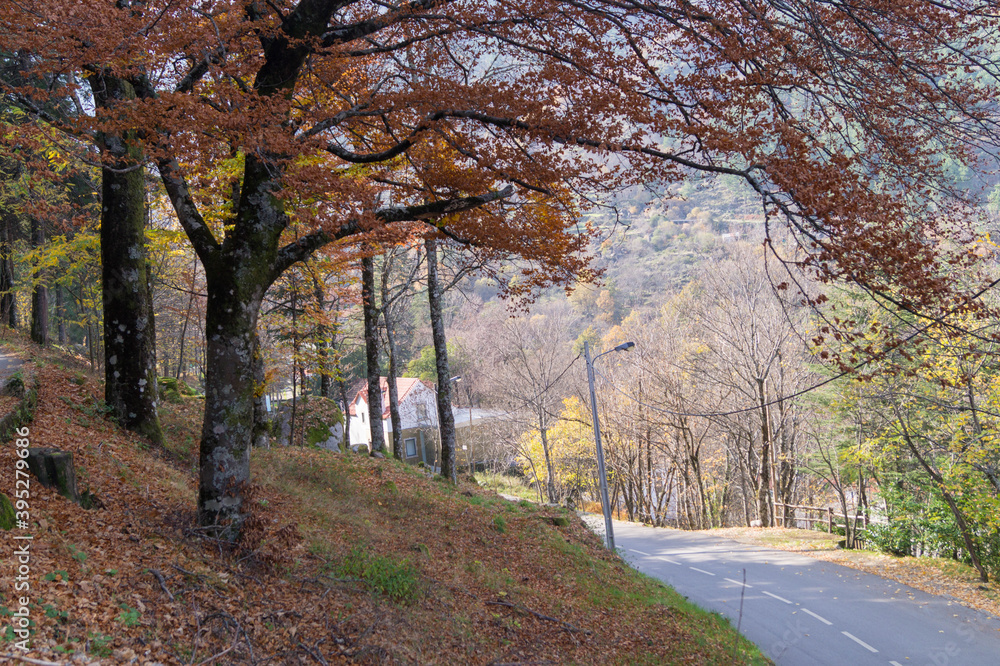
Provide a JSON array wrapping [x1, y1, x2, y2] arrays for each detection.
[[89, 71, 164, 447], [426, 238, 457, 482]]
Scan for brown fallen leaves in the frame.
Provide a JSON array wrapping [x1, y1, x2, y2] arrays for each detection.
[[0, 340, 766, 665]]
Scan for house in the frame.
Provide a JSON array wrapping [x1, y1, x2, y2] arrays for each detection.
[[348, 377, 440, 465]]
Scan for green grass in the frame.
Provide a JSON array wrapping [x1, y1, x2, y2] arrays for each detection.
[[477, 472, 539, 502], [338, 546, 420, 603]]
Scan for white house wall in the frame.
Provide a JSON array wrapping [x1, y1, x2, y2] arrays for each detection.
[[348, 381, 441, 449]]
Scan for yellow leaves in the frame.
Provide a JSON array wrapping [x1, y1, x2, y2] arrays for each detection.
[[518, 397, 594, 489]]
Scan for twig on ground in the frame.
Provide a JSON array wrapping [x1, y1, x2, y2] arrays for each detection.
[[150, 568, 176, 601], [193, 642, 237, 666], [1, 655, 64, 666], [297, 638, 330, 665], [485, 600, 592, 634]]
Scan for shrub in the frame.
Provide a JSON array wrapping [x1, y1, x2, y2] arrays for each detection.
[[492, 515, 507, 533], [866, 521, 913, 557]]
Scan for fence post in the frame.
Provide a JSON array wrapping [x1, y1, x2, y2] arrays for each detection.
[[827, 507, 833, 534]]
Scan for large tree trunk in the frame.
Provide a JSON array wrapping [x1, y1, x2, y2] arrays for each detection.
[[29, 216, 48, 345], [198, 286, 258, 532], [426, 238, 457, 482], [90, 72, 163, 446], [361, 254, 386, 454]]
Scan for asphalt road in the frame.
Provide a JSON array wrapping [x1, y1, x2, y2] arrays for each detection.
[[0, 350, 20, 379], [590, 517, 1000, 665]]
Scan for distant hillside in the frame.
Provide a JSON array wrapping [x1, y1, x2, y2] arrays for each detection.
[[583, 177, 767, 309]]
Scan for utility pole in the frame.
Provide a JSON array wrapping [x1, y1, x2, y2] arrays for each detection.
[[585, 340, 634, 550]]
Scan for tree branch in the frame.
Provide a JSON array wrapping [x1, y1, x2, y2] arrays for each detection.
[[271, 186, 513, 279], [157, 158, 221, 267], [375, 185, 513, 222]]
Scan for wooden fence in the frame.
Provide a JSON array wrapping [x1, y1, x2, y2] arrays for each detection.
[[774, 503, 868, 537]]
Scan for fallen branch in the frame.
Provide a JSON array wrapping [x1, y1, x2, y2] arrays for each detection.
[[1, 655, 64, 666], [193, 642, 236, 666], [149, 568, 176, 601], [485, 600, 592, 635]]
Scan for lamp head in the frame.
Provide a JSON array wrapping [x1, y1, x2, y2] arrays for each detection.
[[613, 341, 635, 352]]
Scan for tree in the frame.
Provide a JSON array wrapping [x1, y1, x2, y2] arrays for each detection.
[[8, 0, 999, 536], [427, 237, 459, 481], [28, 215, 46, 344], [89, 72, 165, 446], [379, 244, 423, 459], [477, 302, 577, 502], [361, 252, 386, 455]]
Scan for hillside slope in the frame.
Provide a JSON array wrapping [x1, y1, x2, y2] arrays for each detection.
[[0, 341, 767, 665]]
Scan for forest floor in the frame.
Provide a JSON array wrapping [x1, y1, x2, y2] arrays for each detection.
[[707, 527, 1000, 619], [0, 336, 769, 665]]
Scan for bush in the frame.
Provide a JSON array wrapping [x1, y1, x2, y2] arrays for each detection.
[[866, 521, 913, 556]]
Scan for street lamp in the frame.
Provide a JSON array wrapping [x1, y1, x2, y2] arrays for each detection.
[[585, 340, 635, 550], [448, 376, 475, 472]]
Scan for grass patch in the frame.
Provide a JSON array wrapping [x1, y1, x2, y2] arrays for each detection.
[[338, 546, 420, 603], [477, 471, 539, 502]]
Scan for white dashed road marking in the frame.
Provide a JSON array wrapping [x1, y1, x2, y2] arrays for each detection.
[[890, 661, 904, 666], [762, 590, 792, 604], [657, 556, 681, 565], [724, 577, 752, 588], [689, 567, 715, 576], [842, 631, 878, 653], [630, 548, 650, 556], [802, 608, 832, 625]]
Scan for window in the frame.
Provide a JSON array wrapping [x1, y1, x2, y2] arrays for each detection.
[[404, 437, 417, 458], [416, 404, 428, 420]]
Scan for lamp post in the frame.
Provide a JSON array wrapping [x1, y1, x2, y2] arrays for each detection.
[[449, 376, 476, 473], [585, 340, 635, 551]]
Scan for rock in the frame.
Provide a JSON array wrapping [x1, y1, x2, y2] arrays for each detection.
[[2, 373, 24, 398], [372, 451, 386, 459], [26, 448, 80, 502], [750, 519, 763, 528], [320, 422, 345, 451], [0, 492, 15, 530]]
